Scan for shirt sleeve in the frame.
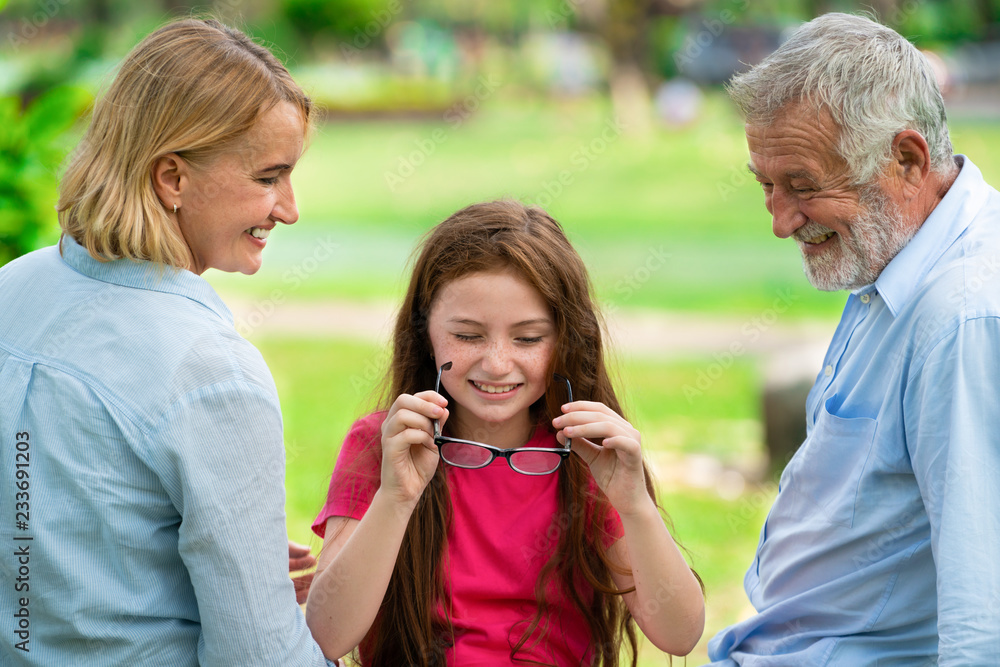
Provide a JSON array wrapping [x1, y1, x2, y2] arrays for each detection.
[[906, 317, 1000, 665], [311, 413, 385, 538], [145, 379, 337, 667]]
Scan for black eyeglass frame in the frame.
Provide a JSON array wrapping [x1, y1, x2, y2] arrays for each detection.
[[431, 361, 573, 476]]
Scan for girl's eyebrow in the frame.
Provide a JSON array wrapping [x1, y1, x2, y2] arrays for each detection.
[[446, 317, 553, 327]]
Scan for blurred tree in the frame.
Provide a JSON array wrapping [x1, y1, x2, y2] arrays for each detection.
[[281, 0, 401, 55], [0, 87, 91, 267], [603, 0, 654, 134], [0, 0, 112, 266]]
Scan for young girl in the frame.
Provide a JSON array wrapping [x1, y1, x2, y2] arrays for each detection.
[[306, 200, 704, 666]]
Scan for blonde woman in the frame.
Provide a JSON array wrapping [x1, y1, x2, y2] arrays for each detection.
[[0, 18, 339, 666]]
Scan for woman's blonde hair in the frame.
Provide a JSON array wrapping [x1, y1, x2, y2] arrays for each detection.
[[58, 17, 313, 268]]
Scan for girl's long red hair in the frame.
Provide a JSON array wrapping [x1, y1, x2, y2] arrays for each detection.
[[350, 200, 668, 666]]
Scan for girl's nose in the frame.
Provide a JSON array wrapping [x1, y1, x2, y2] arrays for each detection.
[[481, 341, 514, 376]]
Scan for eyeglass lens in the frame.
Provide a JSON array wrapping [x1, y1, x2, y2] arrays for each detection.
[[438, 441, 492, 468], [438, 441, 564, 474], [507, 449, 564, 474]]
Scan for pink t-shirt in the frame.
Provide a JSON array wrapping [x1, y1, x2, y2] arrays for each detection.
[[312, 413, 624, 666]]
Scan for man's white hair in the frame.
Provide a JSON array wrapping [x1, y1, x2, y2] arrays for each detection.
[[727, 12, 954, 185]]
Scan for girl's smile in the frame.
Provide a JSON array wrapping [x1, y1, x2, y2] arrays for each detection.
[[469, 380, 522, 396]]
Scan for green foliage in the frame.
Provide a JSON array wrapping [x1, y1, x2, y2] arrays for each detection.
[[0, 86, 90, 267], [280, 0, 398, 45]]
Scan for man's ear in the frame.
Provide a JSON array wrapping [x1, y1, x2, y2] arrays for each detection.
[[890, 130, 931, 199], [150, 154, 187, 210]]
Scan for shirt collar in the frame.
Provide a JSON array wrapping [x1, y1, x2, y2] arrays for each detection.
[[59, 234, 233, 324], [875, 155, 990, 316]]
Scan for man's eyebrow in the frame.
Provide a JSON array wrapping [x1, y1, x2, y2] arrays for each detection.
[[746, 163, 818, 183], [784, 170, 818, 182]]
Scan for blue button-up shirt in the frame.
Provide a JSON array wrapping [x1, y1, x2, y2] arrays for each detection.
[[0, 237, 334, 665], [707, 157, 1000, 666]]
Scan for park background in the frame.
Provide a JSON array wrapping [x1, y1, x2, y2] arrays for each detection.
[[3, 0, 1000, 663]]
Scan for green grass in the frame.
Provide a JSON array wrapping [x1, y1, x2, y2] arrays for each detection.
[[209, 92, 849, 318], [229, 93, 1000, 664], [261, 335, 772, 665], [209, 90, 1000, 321]]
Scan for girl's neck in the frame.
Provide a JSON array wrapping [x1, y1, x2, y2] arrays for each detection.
[[447, 408, 535, 449]]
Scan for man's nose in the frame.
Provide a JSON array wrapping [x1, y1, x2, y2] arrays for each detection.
[[769, 188, 806, 239]]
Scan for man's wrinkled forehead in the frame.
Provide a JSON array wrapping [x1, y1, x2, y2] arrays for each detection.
[[744, 106, 848, 181]]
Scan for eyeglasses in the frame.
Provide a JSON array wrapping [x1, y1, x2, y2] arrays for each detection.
[[432, 362, 573, 475]]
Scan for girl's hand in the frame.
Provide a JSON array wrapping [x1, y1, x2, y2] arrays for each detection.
[[380, 391, 448, 506], [553, 401, 652, 517]]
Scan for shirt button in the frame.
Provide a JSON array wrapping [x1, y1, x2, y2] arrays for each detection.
[[824, 364, 833, 377], [860, 293, 871, 304]]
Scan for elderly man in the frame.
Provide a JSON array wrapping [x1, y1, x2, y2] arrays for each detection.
[[707, 13, 1000, 666]]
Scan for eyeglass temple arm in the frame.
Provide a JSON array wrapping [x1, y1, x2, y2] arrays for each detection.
[[552, 373, 572, 449], [433, 362, 453, 438], [552, 373, 572, 403]]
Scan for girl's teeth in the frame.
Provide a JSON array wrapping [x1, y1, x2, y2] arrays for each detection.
[[474, 382, 517, 394], [249, 227, 270, 239]]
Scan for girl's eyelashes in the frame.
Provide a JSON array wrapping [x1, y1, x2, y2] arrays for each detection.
[[450, 333, 546, 344]]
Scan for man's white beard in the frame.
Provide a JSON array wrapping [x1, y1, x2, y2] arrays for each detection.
[[796, 187, 916, 292]]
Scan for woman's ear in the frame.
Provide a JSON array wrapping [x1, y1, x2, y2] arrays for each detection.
[[150, 154, 187, 211]]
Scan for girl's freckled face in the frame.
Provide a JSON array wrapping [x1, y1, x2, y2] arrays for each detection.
[[427, 269, 556, 447]]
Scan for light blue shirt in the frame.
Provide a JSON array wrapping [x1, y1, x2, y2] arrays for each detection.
[[0, 237, 335, 666], [707, 156, 1000, 666]]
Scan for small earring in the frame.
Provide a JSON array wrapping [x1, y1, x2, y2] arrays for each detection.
[[173, 204, 179, 214]]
